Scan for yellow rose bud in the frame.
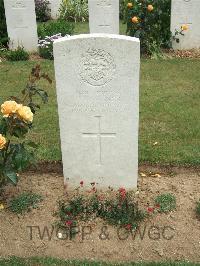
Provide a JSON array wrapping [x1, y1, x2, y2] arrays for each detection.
[[127, 2, 133, 8], [0, 134, 6, 150], [147, 4, 153, 12], [181, 24, 189, 31], [132, 16, 139, 23], [17, 105, 33, 123], [1, 100, 20, 117]]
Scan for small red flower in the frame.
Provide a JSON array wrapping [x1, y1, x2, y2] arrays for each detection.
[[80, 180, 84, 187], [155, 204, 160, 208], [119, 187, 126, 193], [147, 207, 154, 213], [125, 224, 132, 230], [65, 220, 73, 226], [119, 187, 126, 199]]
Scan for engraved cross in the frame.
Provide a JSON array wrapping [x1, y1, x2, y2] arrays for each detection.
[[82, 116, 116, 165]]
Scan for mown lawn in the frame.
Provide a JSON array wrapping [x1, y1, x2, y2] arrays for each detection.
[[0, 257, 200, 266], [0, 58, 199, 166], [73, 20, 127, 35]]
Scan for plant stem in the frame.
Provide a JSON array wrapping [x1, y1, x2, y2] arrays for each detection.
[[3, 139, 10, 164]]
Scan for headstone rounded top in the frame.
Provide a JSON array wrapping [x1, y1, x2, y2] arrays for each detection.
[[53, 34, 140, 45]]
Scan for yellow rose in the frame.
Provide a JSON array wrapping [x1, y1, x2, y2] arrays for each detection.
[[17, 105, 33, 123], [0, 134, 6, 150], [1, 100, 20, 117], [132, 16, 139, 23], [181, 24, 189, 31], [127, 2, 133, 8], [147, 4, 153, 12]]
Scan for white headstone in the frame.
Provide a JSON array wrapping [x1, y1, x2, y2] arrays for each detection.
[[49, 0, 62, 19], [4, 0, 38, 52], [88, 0, 119, 34], [53, 34, 140, 190], [171, 0, 200, 49]]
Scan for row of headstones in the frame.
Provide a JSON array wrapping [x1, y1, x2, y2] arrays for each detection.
[[3, 0, 200, 52]]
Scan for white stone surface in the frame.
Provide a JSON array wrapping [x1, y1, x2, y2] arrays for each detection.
[[4, 0, 38, 52], [88, 0, 119, 34], [53, 34, 140, 190], [49, 0, 62, 19], [171, 0, 200, 49]]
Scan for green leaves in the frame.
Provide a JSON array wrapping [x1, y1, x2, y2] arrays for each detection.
[[35, 89, 48, 104], [9, 192, 43, 214], [3, 170, 18, 185], [0, 117, 8, 136], [155, 193, 176, 213], [28, 102, 40, 114], [0, 64, 51, 189], [126, 0, 171, 55], [10, 143, 36, 172], [12, 121, 30, 139], [0, 141, 37, 185]]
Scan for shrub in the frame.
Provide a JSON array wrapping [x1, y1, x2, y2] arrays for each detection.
[[57, 184, 145, 236], [35, 0, 51, 22], [0, 0, 8, 47], [37, 20, 74, 59], [0, 65, 51, 187], [5, 46, 29, 61], [126, 0, 171, 56], [59, 0, 89, 22], [9, 192, 43, 214], [155, 193, 176, 213], [37, 19, 74, 39]]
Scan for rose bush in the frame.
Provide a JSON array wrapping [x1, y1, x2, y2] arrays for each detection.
[[126, 0, 171, 57], [0, 65, 51, 187]]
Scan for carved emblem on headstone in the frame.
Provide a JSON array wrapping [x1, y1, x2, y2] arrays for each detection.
[[12, 0, 26, 8], [79, 48, 116, 86]]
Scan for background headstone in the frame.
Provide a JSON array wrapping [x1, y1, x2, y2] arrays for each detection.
[[4, 0, 38, 51], [49, 0, 62, 19], [88, 0, 119, 34], [171, 0, 200, 49], [54, 34, 140, 190]]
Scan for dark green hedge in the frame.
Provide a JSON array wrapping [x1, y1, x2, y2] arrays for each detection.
[[0, 0, 8, 47]]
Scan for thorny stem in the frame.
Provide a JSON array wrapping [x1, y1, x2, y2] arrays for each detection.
[[22, 92, 29, 105]]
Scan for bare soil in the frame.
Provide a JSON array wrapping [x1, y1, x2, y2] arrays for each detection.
[[0, 168, 200, 263]]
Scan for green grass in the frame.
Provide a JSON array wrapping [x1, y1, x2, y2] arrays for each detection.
[[9, 192, 43, 214], [0, 257, 200, 266], [0, 58, 199, 165], [155, 193, 176, 213], [73, 20, 127, 35]]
